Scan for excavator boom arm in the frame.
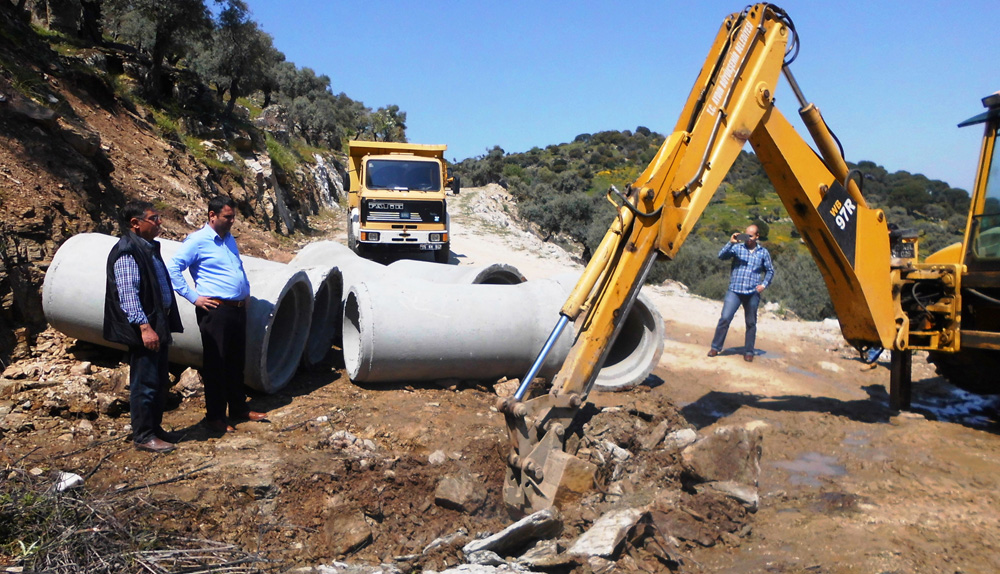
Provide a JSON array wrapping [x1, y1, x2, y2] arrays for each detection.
[[501, 3, 900, 515]]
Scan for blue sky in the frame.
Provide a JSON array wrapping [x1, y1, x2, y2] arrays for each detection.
[[244, 0, 998, 192]]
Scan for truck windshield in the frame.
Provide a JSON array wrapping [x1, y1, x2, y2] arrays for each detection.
[[366, 159, 441, 191], [970, 124, 1000, 259]]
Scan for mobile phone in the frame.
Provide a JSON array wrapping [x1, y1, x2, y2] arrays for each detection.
[[735, 233, 751, 242]]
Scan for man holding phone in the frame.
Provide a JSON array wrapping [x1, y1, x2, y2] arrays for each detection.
[[707, 224, 775, 362]]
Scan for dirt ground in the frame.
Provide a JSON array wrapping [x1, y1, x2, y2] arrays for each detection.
[[3, 186, 1000, 573]]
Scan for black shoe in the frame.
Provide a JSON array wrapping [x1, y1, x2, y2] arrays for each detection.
[[156, 429, 186, 443], [707, 349, 719, 357]]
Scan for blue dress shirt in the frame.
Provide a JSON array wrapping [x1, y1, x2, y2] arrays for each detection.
[[168, 224, 250, 304]]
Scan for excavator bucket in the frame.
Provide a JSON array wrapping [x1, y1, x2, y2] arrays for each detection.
[[500, 393, 597, 515]]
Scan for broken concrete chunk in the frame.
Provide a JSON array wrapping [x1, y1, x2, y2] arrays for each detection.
[[663, 428, 698, 451], [174, 368, 203, 397], [423, 529, 469, 555], [515, 539, 564, 567], [567, 508, 643, 558], [465, 550, 506, 566], [697, 480, 760, 512], [638, 420, 669, 450], [435, 469, 487, 514], [462, 508, 562, 556], [320, 509, 372, 556], [586, 556, 617, 574], [681, 422, 763, 486], [429, 565, 542, 574]]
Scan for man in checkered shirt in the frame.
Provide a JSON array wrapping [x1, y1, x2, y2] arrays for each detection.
[[104, 201, 184, 452], [707, 224, 775, 362]]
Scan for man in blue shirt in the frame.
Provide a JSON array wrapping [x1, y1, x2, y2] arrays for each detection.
[[104, 201, 184, 452], [168, 196, 267, 433], [708, 225, 775, 362]]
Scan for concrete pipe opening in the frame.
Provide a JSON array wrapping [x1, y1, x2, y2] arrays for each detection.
[[342, 286, 367, 381], [246, 268, 314, 393], [592, 292, 665, 391], [300, 267, 343, 367]]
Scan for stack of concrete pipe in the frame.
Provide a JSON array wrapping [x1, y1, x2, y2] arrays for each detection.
[[290, 241, 664, 392], [43, 235, 664, 395]]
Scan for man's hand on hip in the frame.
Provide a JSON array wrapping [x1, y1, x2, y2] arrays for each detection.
[[195, 296, 220, 310], [756, 285, 765, 294]]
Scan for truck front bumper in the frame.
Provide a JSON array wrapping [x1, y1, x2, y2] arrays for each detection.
[[359, 229, 449, 250]]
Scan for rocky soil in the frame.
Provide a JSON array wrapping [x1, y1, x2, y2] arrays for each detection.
[[2, 185, 1000, 574]]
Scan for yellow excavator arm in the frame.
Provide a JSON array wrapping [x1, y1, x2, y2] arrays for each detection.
[[500, 3, 913, 515]]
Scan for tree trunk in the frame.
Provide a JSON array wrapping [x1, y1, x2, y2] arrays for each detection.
[[225, 77, 240, 116], [146, 29, 171, 101]]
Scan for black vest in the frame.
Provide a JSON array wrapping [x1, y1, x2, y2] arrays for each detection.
[[103, 231, 183, 348]]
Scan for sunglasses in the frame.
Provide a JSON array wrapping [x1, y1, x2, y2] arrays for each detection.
[[142, 214, 162, 223]]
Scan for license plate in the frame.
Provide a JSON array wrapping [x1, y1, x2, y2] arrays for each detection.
[[419, 244, 441, 251]]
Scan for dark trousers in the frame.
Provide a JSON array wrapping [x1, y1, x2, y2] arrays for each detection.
[[711, 290, 760, 353], [129, 344, 170, 443], [196, 305, 248, 421]]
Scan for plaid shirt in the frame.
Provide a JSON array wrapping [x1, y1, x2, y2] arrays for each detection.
[[719, 241, 775, 295], [113, 249, 173, 324]]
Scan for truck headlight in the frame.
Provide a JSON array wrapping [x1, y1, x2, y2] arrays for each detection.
[[429, 233, 441, 242], [362, 232, 380, 241]]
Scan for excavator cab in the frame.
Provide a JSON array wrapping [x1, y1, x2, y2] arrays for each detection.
[[962, 92, 1000, 265], [919, 91, 1000, 388]]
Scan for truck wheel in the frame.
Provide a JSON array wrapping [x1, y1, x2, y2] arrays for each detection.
[[927, 348, 1000, 394], [347, 218, 358, 252], [434, 243, 450, 264]]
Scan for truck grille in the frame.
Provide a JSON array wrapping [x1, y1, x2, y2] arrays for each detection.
[[363, 199, 445, 224]]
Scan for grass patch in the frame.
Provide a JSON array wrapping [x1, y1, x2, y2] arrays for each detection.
[[236, 96, 262, 119], [290, 138, 329, 164], [266, 133, 298, 173]]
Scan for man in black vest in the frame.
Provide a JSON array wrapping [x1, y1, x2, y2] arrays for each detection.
[[104, 201, 184, 452]]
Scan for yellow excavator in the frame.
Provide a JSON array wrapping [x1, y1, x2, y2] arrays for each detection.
[[499, 3, 1000, 515]]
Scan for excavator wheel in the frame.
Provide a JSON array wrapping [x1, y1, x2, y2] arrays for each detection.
[[927, 349, 1000, 395]]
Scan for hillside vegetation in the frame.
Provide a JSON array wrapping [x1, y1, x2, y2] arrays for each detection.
[[0, 0, 416, 363], [455, 131, 971, 320]]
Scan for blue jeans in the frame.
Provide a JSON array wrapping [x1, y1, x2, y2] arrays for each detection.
[[711, 290, 760, 354], [129, 344, 170, 443]]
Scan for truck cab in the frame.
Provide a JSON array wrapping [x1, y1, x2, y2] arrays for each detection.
[[346, 141, 459, 263]]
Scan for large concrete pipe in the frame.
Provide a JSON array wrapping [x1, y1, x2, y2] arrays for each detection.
[[547, 273, 665, 392], [290, 240, 527, 286], [294, 266, 341, 367], [239, 258, 315, 392], [342, 275, 664, 390], [343, 279, 571, 383], [43, 233, 314, 393], [289, 241, 527, 349], [42, 234, 204, 364], [387, 259, 526, 285], [288, 241, 387, 349]]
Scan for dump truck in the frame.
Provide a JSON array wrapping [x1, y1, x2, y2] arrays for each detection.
[[346, 141, 459, 263], [499, 2, 1000, 515]]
